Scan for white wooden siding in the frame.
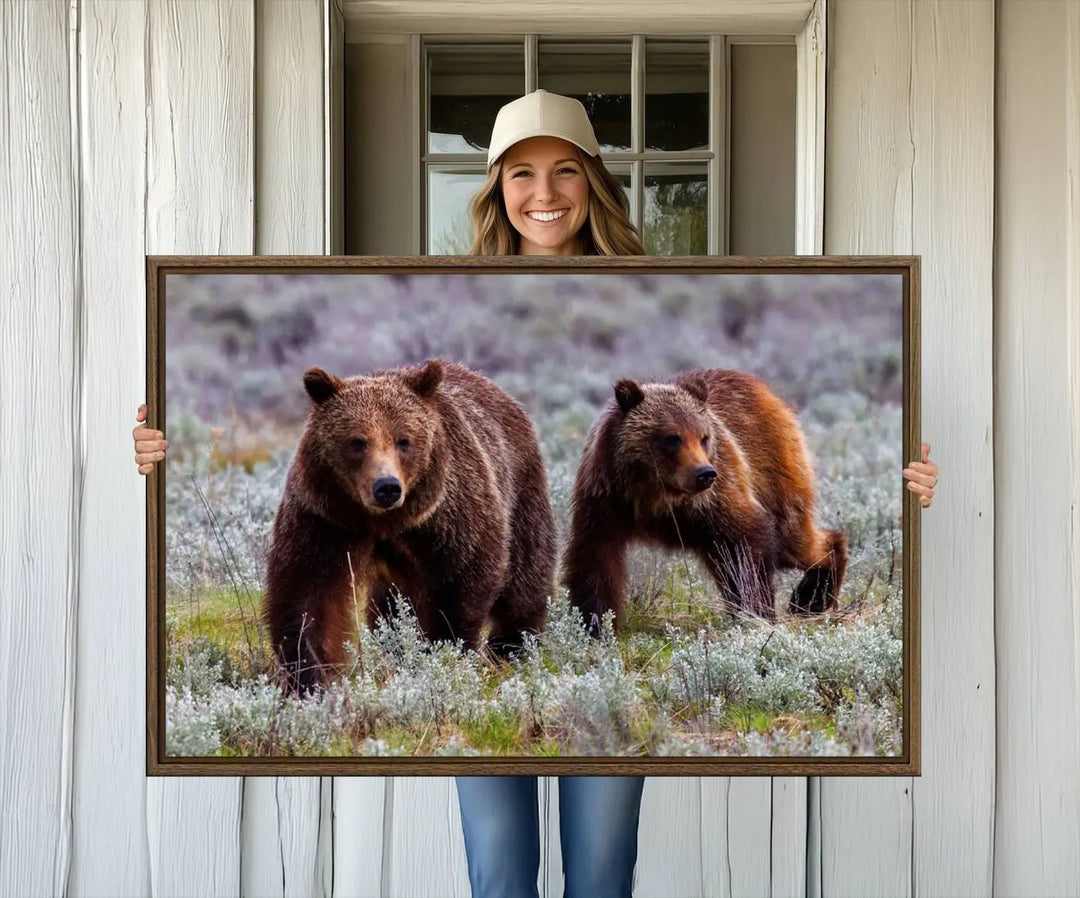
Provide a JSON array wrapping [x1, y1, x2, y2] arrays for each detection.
[[1, 1, 1078, 897], [71, 0, 152, 894], [994, 1, 1080, 892], [144, 1, 253, 892], [0, 3, 78, 898], [823, 2, 997, 896], [341, 0, 815, 37]]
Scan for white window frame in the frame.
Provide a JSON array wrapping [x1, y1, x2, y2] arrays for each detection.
[[345, 0, 826, 256]]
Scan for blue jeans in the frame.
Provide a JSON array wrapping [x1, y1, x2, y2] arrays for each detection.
[[455, 775, 646, 898]]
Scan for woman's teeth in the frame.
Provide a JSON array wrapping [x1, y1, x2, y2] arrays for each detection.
[[527, 209, 567, 222]]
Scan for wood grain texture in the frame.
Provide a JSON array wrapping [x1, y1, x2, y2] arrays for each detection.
[[342, 0, 814, 36], [771, 777, 808, 897], [333, 778, 387, 897], [388, 777, 470, 897], [994, 2, 1080, 893], [144, 1, 254, 893], [70, 1, 153, 896], [246, 3, 333, 897], [703, 779, 773, 897], [635, 778, 703, 896], [795, 0, 825, 256], [0, 2, 78, 897], [909, 3, 995, 896], [256, 0, 324, 255], [147, 778, 243, 897], [241, 778, 326, 898], [145, 0, 254, 256], [825, 3, 996, 897], [822, 3, 915, 894], [820, 780, 912, 898]]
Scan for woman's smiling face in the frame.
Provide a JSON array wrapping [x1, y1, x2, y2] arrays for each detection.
[[499, 136, 590, 255]]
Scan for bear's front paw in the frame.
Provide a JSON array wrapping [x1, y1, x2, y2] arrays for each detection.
[[789, 567, 836, 614]]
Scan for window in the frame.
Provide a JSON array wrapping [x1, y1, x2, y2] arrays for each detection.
[[425, 36, 729, 256], [343, 34, 799, 257]]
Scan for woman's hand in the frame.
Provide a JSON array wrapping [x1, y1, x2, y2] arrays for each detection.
[[903, 442, 938, 508], [133, 403, 169, 475]]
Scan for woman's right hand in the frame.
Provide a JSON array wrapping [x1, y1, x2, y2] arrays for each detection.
[[133, 403, 169, 474]]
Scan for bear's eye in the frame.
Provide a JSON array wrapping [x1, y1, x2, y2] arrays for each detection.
[[701, 434, 710, 448], [662, 434, 682, 450], [349, 438, 368, 453], [396, 438, 411, 451]]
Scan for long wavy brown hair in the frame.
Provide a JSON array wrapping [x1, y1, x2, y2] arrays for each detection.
[[467, 149, 645, 256]]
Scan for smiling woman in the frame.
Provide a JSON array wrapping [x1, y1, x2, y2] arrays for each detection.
[[466, 89, 645, 256], [500, 138, 591, 254]]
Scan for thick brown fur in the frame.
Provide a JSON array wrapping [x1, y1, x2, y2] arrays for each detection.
[[262, 357, 557, 695], [561, 368, 848, 636]]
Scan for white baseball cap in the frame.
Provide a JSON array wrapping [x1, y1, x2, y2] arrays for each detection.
[[486, 89, 601, 169]]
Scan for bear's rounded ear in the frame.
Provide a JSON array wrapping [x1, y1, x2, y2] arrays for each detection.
[[405, 359, 444, 398], [303, 367, 343, 404], [681, 374, 710, 405], [614, 379, 646, 415]]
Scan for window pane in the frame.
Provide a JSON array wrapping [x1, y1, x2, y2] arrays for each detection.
[[643, 164, 708, 255], [538, 40, 631, 153], [606, 165, 634, 221], [645, 40, 710, 152], [428, 44, 524, 154], [428, 169, 486, 254]]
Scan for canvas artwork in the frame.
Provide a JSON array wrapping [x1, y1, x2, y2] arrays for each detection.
[[146, 256, 920, 776]]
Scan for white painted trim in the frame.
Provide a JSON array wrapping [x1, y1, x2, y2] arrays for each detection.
[[723, 37, 733, 254], [343, 0, 814, 39], [324, 0, 333, 252], [631, 34, 645, 231], [795, 0, 825, 254], [726, 33, 797, 44], [410, 33, 422, 254], [709, 34, 726, 254], [348, 32, 412, 43], [524, 33, 538, 92]]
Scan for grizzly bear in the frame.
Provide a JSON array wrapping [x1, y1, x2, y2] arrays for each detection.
[[262, 358, 557, 695], [561, 368, 847, 635]]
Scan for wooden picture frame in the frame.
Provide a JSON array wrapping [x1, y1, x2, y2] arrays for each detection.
[[146, 255, 920, 776]]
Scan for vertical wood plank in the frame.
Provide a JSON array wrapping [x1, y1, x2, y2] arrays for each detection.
[[721, 780, 773, 897], [820, 781, 912, 898], [333, 779, 386, 898], [243, 2, 333, 897], [795, 0, 825, 258], [909, 3, 995, 896], [144, 0, 254, 255], [144, 2, 254, 893], [826, 2, 997, 896], [71, 1, 153, 896], [0, 1, 78, 896], [327, 0, 345, 255], [823, 3, 914, 893], [994, 2, 1080, 893], [255, 0, 325, 254], [242, 778, 325, 898], [771, 777, 808, 897], [636, 778, 784, 898], [636, 778, 704, 897], [388, 778, 470, 898]]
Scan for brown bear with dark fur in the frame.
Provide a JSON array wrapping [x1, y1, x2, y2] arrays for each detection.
[[262, 357, 557, 695], [562, 368, 847, 635]]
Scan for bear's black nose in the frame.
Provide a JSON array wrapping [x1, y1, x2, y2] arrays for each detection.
[[695, 466, 717, 491], [373, 476, 403, 507]]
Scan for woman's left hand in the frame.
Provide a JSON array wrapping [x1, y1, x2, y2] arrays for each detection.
[[903, 442, 939, 508]]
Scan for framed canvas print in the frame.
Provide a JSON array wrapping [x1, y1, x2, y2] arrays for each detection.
[[146, 255, 920, 776]]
